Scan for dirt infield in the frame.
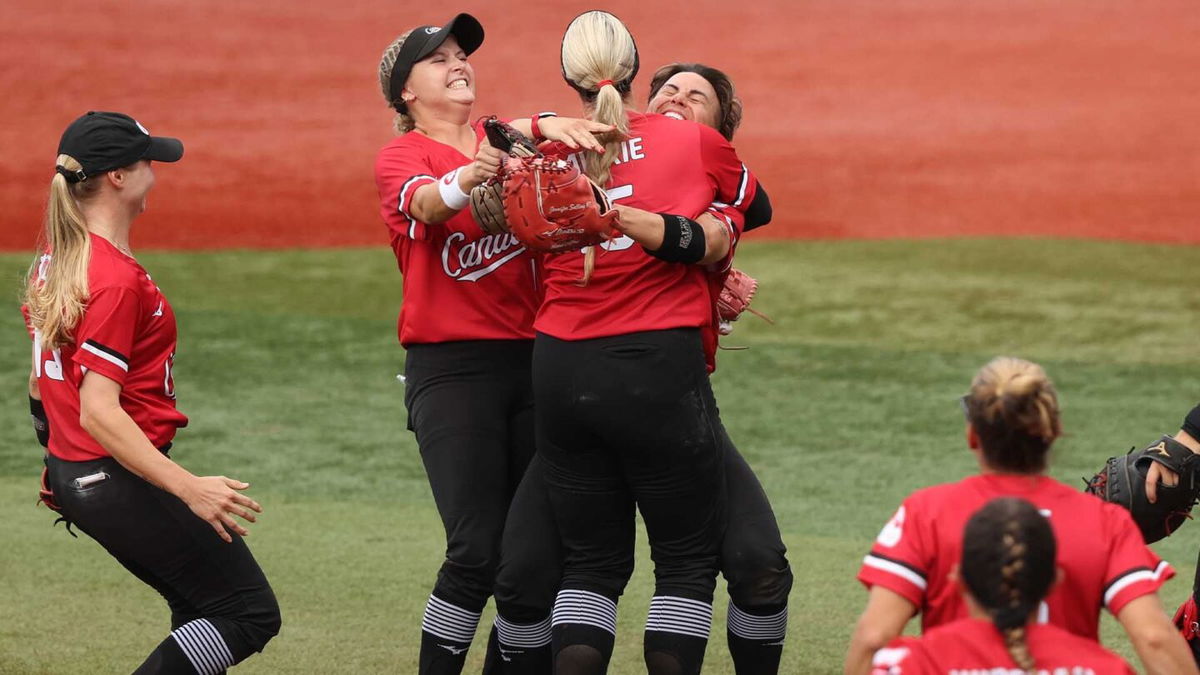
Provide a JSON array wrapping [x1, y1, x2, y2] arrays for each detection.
[[3, 0, 1198, 250]]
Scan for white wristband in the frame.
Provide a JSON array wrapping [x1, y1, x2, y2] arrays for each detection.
[[438, 167, 471, 211]]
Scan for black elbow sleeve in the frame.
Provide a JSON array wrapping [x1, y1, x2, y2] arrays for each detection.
[[30, 396, 49, 448], [743, 184, 773, 232], [644, 214, 707, 264], [1184, 403, 1200, 441]]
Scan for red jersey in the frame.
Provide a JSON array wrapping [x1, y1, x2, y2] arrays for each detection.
[[858, 473, 1172, 640], [27, 234, 187, 461], [870, 618, 1135, 674], [375, 121, 540, 346], [535, 112, 756, 340]]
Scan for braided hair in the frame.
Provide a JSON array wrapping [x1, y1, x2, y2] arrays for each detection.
[[961, 497, 1057, 672], [963, 356, 1062, 473]]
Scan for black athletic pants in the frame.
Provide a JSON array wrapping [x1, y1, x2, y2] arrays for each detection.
[[488, 429, 792, 674], [534, 328, 726, 673], [45, 452, 280, 674], [404, 339, 536, 673]]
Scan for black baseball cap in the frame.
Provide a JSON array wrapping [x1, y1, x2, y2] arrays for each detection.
[[56, 111, 183, 183], [387, 13, 485, 112]]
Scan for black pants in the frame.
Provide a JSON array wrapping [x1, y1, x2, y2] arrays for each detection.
[[494, 433, 791, 623], [45, 452, 280, 671], [404, 339, 537, 610], [533, 329, 726, 603]]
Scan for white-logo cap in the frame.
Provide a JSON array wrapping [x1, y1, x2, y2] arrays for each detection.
[[135, 120, 150, 135], [425, 26, 441, 34]]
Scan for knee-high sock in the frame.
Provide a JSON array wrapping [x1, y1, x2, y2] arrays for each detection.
[[551, 589, 617, 674], [643, 596, 713, 675], [419, 593, 482, 675], [726, 602, 787, 674]]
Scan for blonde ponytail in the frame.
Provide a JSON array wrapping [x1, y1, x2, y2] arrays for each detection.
[[561, 11, 638, 284], [24, 155, 97, 350], [560, 11, 636, 187]]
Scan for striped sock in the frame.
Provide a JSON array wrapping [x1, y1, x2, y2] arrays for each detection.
[[645, 596, 713, 639], [551, 589, 619, 670], [727, 602, 787, 643], [495, 613, 553, 650], [644, 596, 714, 674], [727, 603, 787, 674], [421, 594, 482, 644], [491, 614, 553, 671], [170, 618, 235, 675], [552, 589, 618, 636]]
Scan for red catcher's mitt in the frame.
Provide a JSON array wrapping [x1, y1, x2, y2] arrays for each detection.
[[717, 268, 774, 335], [500, 156, 619, 253]]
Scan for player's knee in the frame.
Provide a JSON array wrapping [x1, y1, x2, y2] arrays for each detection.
[[439, 546, 501, 604], [495, 558, 558, 621], [238, 587, 282, 653], [723, 545, 793, 609]]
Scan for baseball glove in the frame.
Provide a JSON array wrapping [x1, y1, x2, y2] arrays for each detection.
[[497, 155, 619, 254], [1173, 595, 1200, 661], [37, 466, 61, 512], [717, 268, 774, 336], [1084, 435, 1200, 543], [470, 117, 540, 236]]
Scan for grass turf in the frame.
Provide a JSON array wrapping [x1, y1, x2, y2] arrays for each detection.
[[0, 238, 1196, 673]]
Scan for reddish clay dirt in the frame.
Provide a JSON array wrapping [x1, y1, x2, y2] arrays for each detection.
[[3, 0, 1198, 250]]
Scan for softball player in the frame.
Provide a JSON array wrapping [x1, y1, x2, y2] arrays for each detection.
[[25, 111, 279, 674], [486, 62, 790, 675], [522, 11, 762, 674], [373, 14, 608, 674], [870, 498, 1136, 674], [845, 357, 1196, 675]]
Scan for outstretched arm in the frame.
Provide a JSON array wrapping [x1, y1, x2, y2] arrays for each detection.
[[612, 205, 731, 266], [844, 586, 916, 675]]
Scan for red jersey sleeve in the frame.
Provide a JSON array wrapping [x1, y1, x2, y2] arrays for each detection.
[[704, 201, 745, 274], [859, 500, 931, 608], [698, 124, 756, 211], [375, 145, 441, 243], [1102, 502, 1174, 615], [73, 286, 141, 386]]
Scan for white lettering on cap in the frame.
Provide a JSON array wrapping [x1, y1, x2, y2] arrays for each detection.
[[135, 120, 150, 135], [424, 26, 441, 34]]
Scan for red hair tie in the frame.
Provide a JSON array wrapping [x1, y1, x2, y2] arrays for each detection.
[[596, 79, 614, 89]]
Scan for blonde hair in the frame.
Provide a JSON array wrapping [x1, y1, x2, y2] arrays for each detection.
[[378, 30, 417, 134], [24, 154, 99, 349], [561, 11, 637, 284], [560, 11, 636, 187], [964, 357, 1062, 473]]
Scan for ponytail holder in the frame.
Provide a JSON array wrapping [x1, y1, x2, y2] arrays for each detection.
[[55, 166, 87, 184], [596, 79, 614, 89]]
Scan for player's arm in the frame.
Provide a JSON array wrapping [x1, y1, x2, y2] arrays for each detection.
[[844, 586, 916, 675], [742, 182, 772, 232], [505, 115, 611, 153], [613, 205, 732, 265], [407, 143, 506, 225], [1115, 594, 1200, 675], [78, 372, 261, 544]]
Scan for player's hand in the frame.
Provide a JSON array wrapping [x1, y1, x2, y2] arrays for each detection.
[[462, 142, 506, 189], [537, 116, 614, 153], [180, 475, 262, 543], [1145, 461, 1179, 504]]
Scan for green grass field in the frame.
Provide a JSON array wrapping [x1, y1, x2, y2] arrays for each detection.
[[0, 238, 1196, 674]]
